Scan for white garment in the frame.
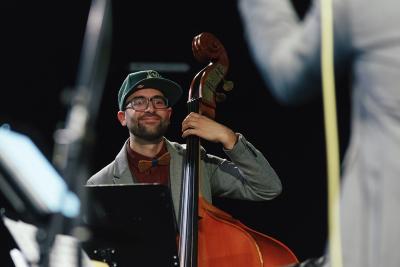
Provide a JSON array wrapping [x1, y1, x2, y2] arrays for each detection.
[[239, 0, 400, 266]]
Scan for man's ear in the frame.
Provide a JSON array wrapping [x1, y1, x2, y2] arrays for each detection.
[[167, 107, 172, 119], [117, 111, 127, 126]]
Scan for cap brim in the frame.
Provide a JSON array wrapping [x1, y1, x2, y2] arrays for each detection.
[[131, 77, 183, 107]]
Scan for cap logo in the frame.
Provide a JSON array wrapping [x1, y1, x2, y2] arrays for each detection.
[[146, 70, 161, 79]]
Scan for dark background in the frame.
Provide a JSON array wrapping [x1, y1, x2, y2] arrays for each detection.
[[1, 0, 351, 262]]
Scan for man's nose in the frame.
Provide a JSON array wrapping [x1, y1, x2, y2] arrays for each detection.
[[144, 101, 155, 112]]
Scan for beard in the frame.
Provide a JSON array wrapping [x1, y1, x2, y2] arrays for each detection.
[[129, 117, 170, 142]]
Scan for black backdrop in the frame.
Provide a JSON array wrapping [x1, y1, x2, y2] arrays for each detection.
[[2, 0, 352, 262]]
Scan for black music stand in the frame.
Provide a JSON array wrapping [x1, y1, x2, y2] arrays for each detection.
[[82, 184, 179, 267]]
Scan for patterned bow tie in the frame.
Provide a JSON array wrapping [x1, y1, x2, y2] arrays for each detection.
[[138, 152, 171, 172]]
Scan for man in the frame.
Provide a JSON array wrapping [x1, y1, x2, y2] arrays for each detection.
[[238, 0, 400, 266], [87, 70, 282, 222]]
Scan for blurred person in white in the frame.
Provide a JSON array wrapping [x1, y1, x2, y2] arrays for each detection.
[[238, 0, 400, 266]]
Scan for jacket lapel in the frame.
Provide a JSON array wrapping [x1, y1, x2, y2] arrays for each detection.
[[113, 139, 135, 184], [165, 138, 184, 220]]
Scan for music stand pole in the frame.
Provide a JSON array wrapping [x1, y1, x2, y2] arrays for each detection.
[[40, 0, 112, 266]]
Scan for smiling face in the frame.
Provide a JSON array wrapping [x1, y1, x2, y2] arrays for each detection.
[[117, 88, 172, 143]]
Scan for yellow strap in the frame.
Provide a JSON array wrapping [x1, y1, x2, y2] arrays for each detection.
[[90, 260, 110, 267], [320, 0, 343, 267]]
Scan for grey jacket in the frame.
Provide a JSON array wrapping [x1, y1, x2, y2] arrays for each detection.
[[87, 134, 282, 219]]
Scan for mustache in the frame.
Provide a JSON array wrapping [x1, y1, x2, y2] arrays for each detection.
[[139, 113, 162, 120]]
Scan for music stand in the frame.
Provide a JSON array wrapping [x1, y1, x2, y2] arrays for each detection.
[[82, 184, 179, 267]]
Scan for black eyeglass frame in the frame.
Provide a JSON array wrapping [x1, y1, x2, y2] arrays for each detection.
[[124, 95, 169, 111]]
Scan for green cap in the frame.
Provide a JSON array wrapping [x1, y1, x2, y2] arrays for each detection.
[[118, 70, 183, 110]]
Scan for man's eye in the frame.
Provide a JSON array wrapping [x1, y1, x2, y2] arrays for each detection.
[[133, 98, 146, 105]]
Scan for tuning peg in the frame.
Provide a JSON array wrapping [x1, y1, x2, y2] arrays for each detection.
[[215, 92, 227, 102], [223, 79, 234, 92]]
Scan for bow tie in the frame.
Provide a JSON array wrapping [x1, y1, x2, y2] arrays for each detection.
[[138, 152, 171, 172]]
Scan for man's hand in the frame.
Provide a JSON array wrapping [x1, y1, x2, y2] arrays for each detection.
[[181, 112, 238, 150]]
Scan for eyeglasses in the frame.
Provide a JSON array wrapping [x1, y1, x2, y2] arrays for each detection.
[[124, 96, 169, 111]]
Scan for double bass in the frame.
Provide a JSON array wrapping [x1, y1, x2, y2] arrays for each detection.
[[178, 32, 299, 267]]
